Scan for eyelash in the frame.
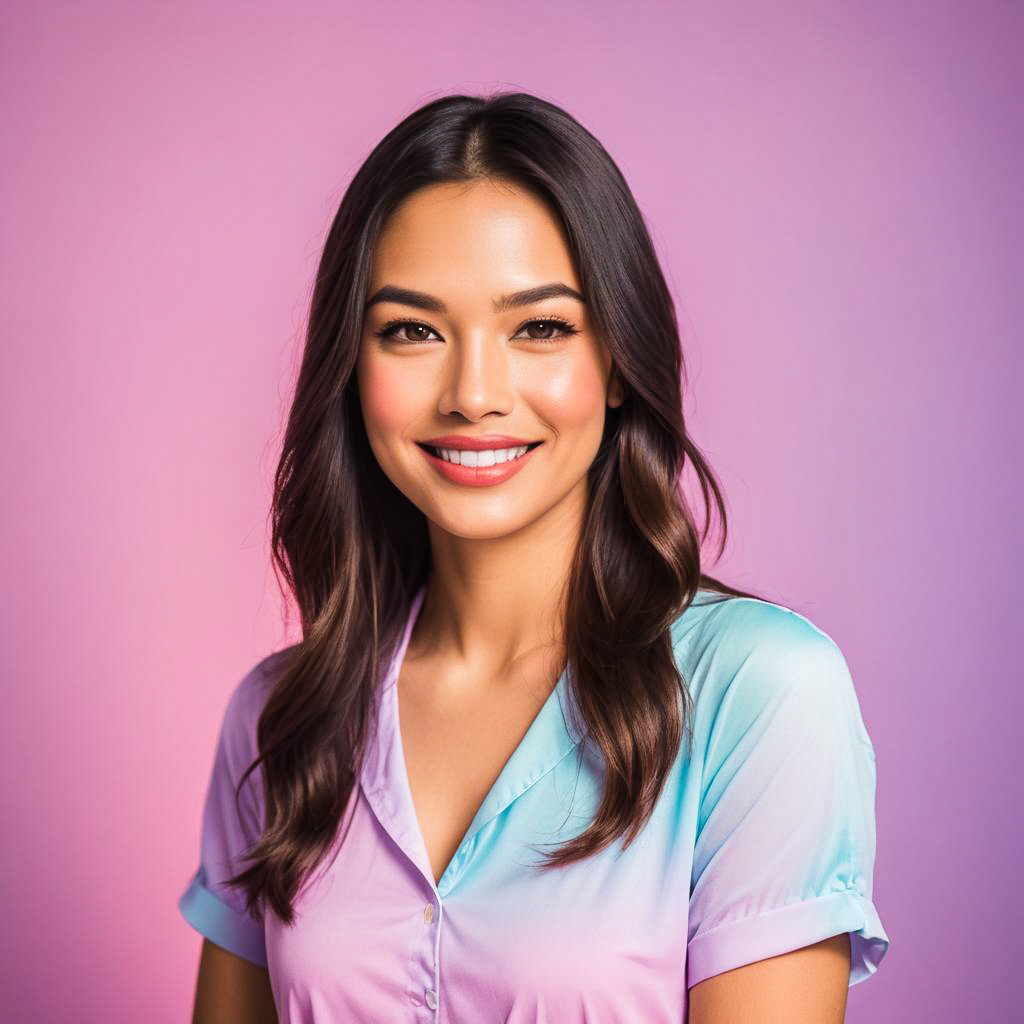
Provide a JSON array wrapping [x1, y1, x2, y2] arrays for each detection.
[[372, 315, 580, 345]]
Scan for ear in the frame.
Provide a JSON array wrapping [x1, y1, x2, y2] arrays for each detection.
[[607, 365, 625, 409]]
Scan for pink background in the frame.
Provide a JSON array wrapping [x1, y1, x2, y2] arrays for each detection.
[[2, 2, 1018, 1020]]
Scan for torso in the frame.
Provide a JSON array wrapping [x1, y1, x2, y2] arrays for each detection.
[[395, 648, 563, 886]]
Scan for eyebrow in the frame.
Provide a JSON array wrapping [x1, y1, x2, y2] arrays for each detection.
[[364, 282, 586, 314]]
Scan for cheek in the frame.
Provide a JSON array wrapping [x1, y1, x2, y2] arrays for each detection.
[[526, 354, 608, 434], [357, 355, 422, 443]]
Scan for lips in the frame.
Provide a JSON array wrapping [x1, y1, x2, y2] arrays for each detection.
[[416, 437, 543, 487], [420, 434, 541, 451]]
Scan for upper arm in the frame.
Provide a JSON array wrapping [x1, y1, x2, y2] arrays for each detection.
[[191, 938, 278, 1024], [179, 661, 282, 1007], [689, 932, 851, 1024], [685, 604, 890, 995]]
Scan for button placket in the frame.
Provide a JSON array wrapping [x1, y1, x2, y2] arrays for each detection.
[[412, 894, 441, 1015]]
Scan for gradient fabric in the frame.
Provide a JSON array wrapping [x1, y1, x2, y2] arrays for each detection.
[[179, 585, 890, 1021]]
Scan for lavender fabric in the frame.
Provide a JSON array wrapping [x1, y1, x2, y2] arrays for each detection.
[[179, 584, 889, 1021]]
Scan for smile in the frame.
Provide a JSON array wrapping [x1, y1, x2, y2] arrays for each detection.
[[415, 441, 543, 487]]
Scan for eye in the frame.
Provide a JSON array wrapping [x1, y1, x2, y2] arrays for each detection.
[[513, 317, 580, 343], [372, 320, 440, 344], [371, 315, 581, 345]]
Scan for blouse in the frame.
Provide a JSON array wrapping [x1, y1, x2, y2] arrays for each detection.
[[178, 584, 890, 1022]]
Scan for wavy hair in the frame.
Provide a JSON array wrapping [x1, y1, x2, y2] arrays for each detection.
[[228, 91, 769, 926]]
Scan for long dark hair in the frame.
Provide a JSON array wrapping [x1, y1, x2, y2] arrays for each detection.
[[229, 91, 770, 927]]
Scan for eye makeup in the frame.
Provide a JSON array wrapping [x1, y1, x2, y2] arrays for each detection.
[[371, 315, 580, 345]]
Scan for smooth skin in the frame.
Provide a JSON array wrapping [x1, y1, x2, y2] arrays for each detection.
[[356, 177, 628, 899], [188, 177, 853, 1020], [190, 939, 277, 1024], [688, 933, 851, 1022]]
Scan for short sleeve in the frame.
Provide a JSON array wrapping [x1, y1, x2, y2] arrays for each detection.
[[178, 660, 272, 968], [686, 608, 890, 990]]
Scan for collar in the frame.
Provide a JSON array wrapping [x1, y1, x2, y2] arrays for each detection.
[[359, 583, 583, 894]]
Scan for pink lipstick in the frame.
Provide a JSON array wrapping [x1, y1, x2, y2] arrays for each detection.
[[416, 436, 543, 487]]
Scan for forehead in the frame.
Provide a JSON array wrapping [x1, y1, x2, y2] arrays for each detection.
[[368, 180, 581, 300]]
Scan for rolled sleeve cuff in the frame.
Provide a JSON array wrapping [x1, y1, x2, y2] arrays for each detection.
[[178, 868, 268, 969], [687, 888, 889, 990]]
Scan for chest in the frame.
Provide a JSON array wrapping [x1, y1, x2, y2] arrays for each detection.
[[264, 721, 694, 1024], [395, 661, 554, 886], [263, 646, 697, 1024]]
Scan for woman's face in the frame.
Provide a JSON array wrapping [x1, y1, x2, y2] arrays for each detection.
[[356, 179, 623, 542]]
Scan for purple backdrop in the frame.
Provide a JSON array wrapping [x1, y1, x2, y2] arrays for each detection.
[[1, 1, 1018, 1020]]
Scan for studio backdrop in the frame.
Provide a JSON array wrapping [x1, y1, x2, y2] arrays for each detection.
[[1, 2, 1017, 1022]]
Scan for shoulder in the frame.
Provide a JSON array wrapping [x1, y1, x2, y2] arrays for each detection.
[[673, 589, 841, 661], [672, 592, 867, 742], [218, 645, 298, 761]]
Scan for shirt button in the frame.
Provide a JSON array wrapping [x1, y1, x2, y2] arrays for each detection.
[[423, 903, 434, 924], [425, 988, 438, 1010]]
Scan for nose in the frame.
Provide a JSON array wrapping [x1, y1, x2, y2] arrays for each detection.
[[437, 328, 516, 421]]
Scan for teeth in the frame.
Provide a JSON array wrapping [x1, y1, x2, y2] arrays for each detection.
[[431, 445, 531, 467]]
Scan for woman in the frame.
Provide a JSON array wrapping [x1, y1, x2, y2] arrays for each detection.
[[179, 92, 889, 1022]]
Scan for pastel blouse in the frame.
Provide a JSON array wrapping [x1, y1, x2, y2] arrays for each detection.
[[179, 585, 890, 1021]]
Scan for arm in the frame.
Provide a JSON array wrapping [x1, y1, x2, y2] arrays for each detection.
[[683, 604, 889, 1007], [689, 933, 851, 1023], [179, 664, 281, 1021], [190, 938, 278, 1024]]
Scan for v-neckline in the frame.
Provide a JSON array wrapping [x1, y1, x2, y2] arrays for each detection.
[[360, 583, 582, 897]]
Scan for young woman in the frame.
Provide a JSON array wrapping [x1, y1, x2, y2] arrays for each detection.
[[179, 92, 889, 1023]]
